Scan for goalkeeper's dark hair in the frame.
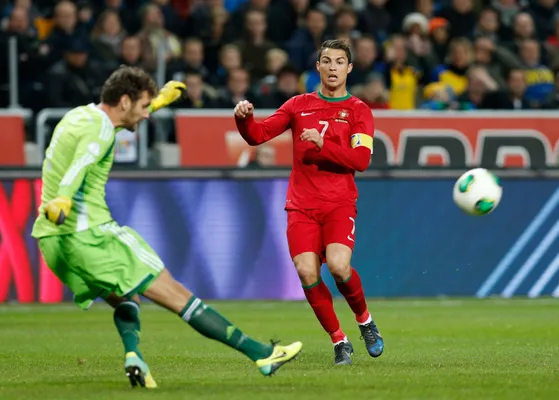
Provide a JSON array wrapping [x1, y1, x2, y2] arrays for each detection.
[[101, 66, 159, 106], [318, 39, 352, 64]]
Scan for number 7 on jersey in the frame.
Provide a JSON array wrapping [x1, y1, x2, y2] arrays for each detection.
[[319, 121, 329, 137]]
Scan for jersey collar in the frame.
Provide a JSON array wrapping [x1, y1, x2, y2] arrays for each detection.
[[89, 103, 114, 127], [317, 90, 351, 102]]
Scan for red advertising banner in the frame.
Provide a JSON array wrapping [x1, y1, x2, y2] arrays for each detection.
[[0, 115, 26, 165], [175, 111, 559, 168], [0, 179, 63, 303]]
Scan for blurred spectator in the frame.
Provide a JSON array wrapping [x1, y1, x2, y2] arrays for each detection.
[[318, 0, 345, 30], [119, 35, 143, 67], [258, 64, 300, 108], [77, 0, 94, 32], [353, 74, 390, 109], [267, 0, 309, 46], [5, 0, 559, 117], [42, 1, 88, 69], [504, 12, 536, 55], [403, 13, 433, 67], [455, 66, 498, 109], [436, 0, 477, 39], [519, 38, 554, 107], [474, 7, 500, 41], [0, 5, 42, 108], [195, 3, 230, 73], [46, 36, 106, 107], [137, 3, 182, 72], [216, 67, 256, 107], [403, 12, 429, 37], [480, 68, 531, 109], [225, 0, 270, 41], [1, 0, 41, 28], [544, 15, 559, 69], [90, 10, 125, 64], [287, 8, 329, 71], [431, 38, 473, 96], [167, 37, 209, 82], [258, 48, 289, 94], [347, 35, 385, 88], [429, 17, 450, 65], [210, 43, 242, 86], [103, 0, 139, 35], [420, 82, 456, 109], [244, 144, 276, 168], [151, 0, 182, 36], [187, 0, 226, 40], [527, 0, 557, 41], [416, 0, 434, 19], [234, 9, 276, 82], [332, 5, 360, 42], [384, 34, 424, 109], [472, 36, 522, 88], [358, 0, 391, 43], [491, 0, 521, 41], [542, 69, 559, 108], [174, 69, 218, 108]]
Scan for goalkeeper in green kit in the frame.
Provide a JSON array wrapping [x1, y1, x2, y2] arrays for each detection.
[[31, 66, 302, 388]]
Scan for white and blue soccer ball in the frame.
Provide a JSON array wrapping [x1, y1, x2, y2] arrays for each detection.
[[453, 168, 503, 216]]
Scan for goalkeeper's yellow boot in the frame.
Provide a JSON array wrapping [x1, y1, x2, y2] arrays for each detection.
[[255, 341, 303, 376], [124, 352, 157, 389]]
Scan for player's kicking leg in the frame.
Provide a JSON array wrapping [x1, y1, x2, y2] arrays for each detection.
[[325, 243, 384, 358], [104, 294, 157, 388], [322, 204, 384, 358], [141, 269, 302, 376]]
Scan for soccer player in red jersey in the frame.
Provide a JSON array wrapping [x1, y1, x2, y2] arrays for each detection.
[[233, 39, 384, 365]]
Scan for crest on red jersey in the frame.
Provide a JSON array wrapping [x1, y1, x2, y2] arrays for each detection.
[[336, 109, 349, 123]]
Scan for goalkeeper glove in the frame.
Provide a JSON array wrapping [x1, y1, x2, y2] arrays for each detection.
[[150, 81, 187, 112], [44, 196, 71, 225]]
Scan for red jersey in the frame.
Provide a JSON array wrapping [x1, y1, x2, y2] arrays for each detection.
[[235, 91, 374, 209]]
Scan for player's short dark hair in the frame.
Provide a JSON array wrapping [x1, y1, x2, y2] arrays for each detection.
[[100, 66, 158, 106], [318, 39, 352, 63]]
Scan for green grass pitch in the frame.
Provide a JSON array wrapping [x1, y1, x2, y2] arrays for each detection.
[[1, 298, 558, 400]]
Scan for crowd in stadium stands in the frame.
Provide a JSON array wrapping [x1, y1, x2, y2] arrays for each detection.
[[1, 0, 559, 114]]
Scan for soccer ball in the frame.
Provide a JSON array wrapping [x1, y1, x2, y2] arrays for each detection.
[[453, 168, 502, 216]]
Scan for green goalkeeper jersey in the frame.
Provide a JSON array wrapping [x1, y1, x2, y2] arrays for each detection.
[[32, 103, 117, 238]]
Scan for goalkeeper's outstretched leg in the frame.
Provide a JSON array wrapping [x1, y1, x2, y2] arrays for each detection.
[[104, 294, 158, 388], [142, 269, 303, 377]]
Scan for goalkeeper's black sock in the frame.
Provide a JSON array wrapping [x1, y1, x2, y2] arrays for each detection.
[[114, 300, 144, 360], [179, 296, 273, 361]]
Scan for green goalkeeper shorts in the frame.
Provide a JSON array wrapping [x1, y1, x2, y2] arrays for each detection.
[[38, 221, 164, 310]]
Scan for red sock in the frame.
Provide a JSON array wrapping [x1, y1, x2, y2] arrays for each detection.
[[336, 267, 370, 324], [303, 279, 346, 343]]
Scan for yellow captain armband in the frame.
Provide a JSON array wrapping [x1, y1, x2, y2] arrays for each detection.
[[350, 134, 373, 154]]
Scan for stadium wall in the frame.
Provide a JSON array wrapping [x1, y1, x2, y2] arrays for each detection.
[[2, 171, 559, 303]]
